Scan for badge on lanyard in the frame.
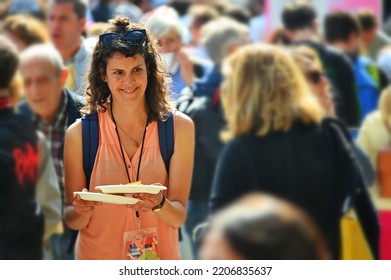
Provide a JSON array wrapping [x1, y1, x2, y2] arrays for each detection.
[[123, 212, 159, 260]]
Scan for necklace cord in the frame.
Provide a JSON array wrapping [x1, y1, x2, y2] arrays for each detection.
[[110, 101, 148, 182], [110, 101, 148, 220]]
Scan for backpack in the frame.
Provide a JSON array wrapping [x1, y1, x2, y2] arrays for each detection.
[[354, 57, 380, 123], [322, 118, 380, 259], [68, 111, 175, 253], [177, 86, 225, 200]]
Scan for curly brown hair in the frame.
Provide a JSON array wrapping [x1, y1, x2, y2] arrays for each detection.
[[82, 16, 172, 121]]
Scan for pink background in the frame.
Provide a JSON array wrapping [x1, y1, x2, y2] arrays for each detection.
[[328, 0, 382, 22]]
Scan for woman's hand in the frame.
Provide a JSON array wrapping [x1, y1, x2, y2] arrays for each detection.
[[73, 188, 102, 219], [128, 192, 164, 212]]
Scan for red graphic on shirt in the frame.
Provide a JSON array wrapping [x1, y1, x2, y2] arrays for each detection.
[[13, 142, 40, 187]]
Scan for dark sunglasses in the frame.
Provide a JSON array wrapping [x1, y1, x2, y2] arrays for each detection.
[[99, 29, 147, 47], [306, 70, 325, 84]]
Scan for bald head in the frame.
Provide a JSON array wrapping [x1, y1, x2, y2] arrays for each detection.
[[19, 44, 68, 121], [20, 43, 64, 75]]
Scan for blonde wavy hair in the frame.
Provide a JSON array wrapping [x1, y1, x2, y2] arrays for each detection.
[[289, 45, 323, 75], [221, 43, 323, 141], [379, 85, 391, 125]]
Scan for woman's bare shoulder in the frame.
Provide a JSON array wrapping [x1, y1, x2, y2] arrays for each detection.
[[66, 118, 82, 139], [174, 110, 194, 129]]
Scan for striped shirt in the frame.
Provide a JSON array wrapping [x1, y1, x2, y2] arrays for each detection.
[[35, 92, 69, 211]]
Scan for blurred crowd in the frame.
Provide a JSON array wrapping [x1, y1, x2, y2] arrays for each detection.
[[1, 0, 391, 260]]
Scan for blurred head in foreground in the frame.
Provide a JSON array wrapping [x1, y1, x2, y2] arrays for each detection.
[[198, 192, 330, 260]]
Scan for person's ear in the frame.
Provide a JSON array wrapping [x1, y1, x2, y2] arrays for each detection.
[[312, 19, 319, 33], [348, 32, 359, 48], [79, 17, 87, 32], [227, 44, 240, 56], [99, 67, 107, 82]]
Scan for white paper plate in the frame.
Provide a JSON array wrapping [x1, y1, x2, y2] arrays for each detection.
[[73, 192, 141, 205], [95, 184, 167, 194]]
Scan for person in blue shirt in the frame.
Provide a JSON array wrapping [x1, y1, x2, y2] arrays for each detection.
[[144, 5, 210, 102]]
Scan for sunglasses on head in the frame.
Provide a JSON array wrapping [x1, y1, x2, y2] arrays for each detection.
[[99, 29, 147, 47], [306, 70, 325, 84]]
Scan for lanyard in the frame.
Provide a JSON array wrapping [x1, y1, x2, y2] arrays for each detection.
[[110, 101, 148, 220]]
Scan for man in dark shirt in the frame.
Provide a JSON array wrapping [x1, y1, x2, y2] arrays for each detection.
[[0, 35, 56, 259], [281, 1, 360, 128], [324, 11, 388, 123]]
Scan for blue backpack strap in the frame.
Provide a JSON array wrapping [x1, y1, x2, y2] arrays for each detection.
[[158, 112, 174, 174], [68, 112, 99, 254], [158, 111, 180, 240], [81, 112, 99, 190]]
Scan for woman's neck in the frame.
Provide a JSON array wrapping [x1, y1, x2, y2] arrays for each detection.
[[110, 99, 149, 130]]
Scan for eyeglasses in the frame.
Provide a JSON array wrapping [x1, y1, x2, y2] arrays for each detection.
[[99, 29, 147, 47], [306, 70, 325, 84]]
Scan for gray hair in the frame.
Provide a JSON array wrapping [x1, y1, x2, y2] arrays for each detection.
[[20, 44, 64, 74], [144, 6, 185, 41], [201, 16, 249, 64]]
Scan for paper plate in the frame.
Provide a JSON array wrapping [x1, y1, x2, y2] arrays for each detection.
[[96, 184, 167, 194], [74, 192, 141, 205]]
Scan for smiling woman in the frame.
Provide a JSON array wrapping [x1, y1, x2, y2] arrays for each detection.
[[63, 16, 195, 260]]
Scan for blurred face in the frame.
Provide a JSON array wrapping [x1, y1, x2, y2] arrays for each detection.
[[47, 3, 85, 50], [303, 67, 335, 116], [199, 227, 243, 260], [362, 28, 377, 48], [102, 53, 148, 107], [190, 24, 201, 45], [20, 59, 65, 121], [305, 68, 329, 96], [157, 28, 183, 53]]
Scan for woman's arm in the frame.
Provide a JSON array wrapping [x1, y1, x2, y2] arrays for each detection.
[[63, 120, 102, 230], [154, 111, 195, 228]]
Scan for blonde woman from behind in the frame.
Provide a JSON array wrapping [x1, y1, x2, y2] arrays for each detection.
[[209, 43, 372, 259]]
